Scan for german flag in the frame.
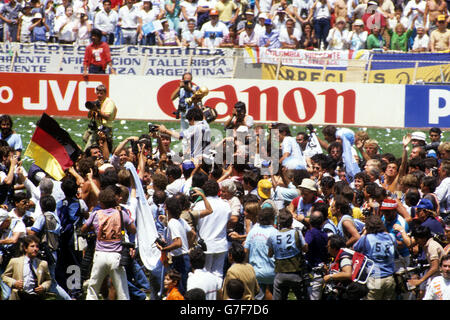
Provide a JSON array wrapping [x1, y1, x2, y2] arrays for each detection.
[[24, 113, 82, 181]]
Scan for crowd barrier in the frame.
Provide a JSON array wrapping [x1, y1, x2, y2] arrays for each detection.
[[0, 73, 448, 128], [1, 43, 450, 84]]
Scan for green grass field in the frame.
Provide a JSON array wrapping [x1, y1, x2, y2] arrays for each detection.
[[11, 115, 449, 170]]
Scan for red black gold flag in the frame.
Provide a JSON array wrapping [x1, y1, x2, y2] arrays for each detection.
[[24, 113, 82, 181]]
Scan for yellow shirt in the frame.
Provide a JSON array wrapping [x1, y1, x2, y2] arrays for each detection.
[[98, 97, 117, 128], [215, 0, 237, 22], [430, 29, 450, 52], [328, 207, 365, 225]]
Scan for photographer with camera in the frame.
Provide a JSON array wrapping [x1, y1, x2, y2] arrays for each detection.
[[83, 84, 117, 153], [170, 72, 200, 131], [155, 196, 196, 295], [224, 101, 254, 132], [27, 195, 72, 300], [80, 187, 136, 300]]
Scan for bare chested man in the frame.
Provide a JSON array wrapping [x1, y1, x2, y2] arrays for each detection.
[[424, 0, 447, 31]]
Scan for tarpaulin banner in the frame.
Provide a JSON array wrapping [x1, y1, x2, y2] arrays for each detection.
[[262, 64, 347, 82], [243, 47, 371, 67], [368, 52, 450, 84], [0, 43, 235, 77]]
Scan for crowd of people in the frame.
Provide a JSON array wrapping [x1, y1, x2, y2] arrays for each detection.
[[0, 78, 449, 301], [1, 0, 449, 52]]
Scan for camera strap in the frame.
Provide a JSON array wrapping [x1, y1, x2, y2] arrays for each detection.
[[118, 207, 126, 243]]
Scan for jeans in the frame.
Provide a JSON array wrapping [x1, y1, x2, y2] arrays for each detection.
[[114, 26, 122, 45], [171, 254, 191, 295], [149, 259, 164, 300], [86, 251, 130, 300], [140, 33, 156, 46], [49, 262, 72, 300], [125, 259, 151, 300], [273, 272, 306, 300], [0, 265, 11, 300], [101, 33, 115, 45], [313, 18, 331, 48], [308, 272, 324, 300]]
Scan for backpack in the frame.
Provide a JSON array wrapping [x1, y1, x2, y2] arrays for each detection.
[[57, 199, 82, 238], [41, 212, 59, 251], [331, 248, 375, 284]]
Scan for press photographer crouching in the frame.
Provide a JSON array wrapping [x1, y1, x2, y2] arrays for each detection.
[[83, 84, 117, 153]]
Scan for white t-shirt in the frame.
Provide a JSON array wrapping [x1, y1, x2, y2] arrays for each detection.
[[166, 177, 186, 196], [167, 217, 191, 257], [347, 30, 368, 50], [327, 28, 349, 50], [200, 20, 229, 48], [180, 120, 211, 160], [279, 28, 301, 45], [194, 196, 231, 254], [313, 2, 331, 19], [423, 276, 450, 300], [20, 15, 34, 38], [238, 30, 259, 47], [119, 5, 140, 29], [94, 9, 119, 34], [139, 8, 159, 24], [76, 20, 93, 44], [182, 29, 203, 47], [281, 136, 306, 169], [55, 15, 77, 41], [187, 268, 222, 300], [180, 1, 198, 21], [0, 210, 26, 242], [227, 196, 241, 217], [403, 0, 426, 29], [412, 34, 429, 50]]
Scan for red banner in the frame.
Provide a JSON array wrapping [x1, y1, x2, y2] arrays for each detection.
[[0, 73, 109, 117]]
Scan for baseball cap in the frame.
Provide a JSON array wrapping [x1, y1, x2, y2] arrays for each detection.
[[258, 13, 268, 20], [299, 178, 318, 192], [367, 0, 378, 6], [380, 198, 398, 211], [257, 179, 272, 200], [245, 10, 255, 15], [354, 19, 364, 26], [210, 9, 219, 16], [414, 198, 434, 210], [437, 14, 446, 22], [264, 18, 273, 25], [336, 17, 346, 24], [411, 131, 426, 142], [182, 160, 195, 172], [32, 12, 42, 19]]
